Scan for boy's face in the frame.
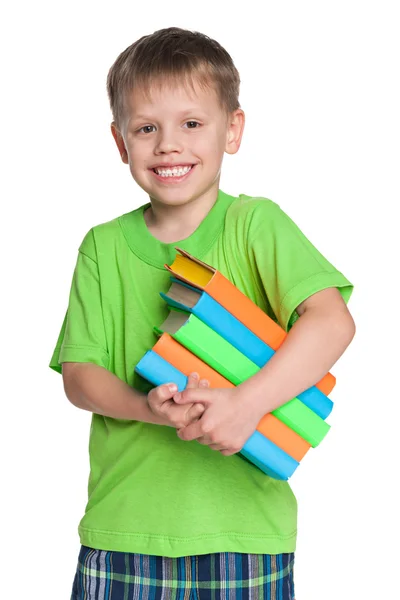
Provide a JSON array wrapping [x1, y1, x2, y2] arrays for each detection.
[[111, 79, 244, 209]]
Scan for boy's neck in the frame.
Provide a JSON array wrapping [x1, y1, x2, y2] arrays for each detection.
[[144, 182, 220, 244]]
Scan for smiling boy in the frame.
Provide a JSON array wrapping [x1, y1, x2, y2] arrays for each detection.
[[111, 61, 244, 244], [50, 27, 355, 600]]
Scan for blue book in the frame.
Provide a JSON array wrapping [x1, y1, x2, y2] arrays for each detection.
[[136, 350, 188, 390], [161, 278, 333, 420], [135, 350, 299, 481], [240, 431, 299, 480]]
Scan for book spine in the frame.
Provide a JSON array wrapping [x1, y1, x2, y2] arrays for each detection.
[[166, 251, 336, 396], [206, 272, 336, 396], [194, 293, 275, 366], [257, 413, 311, 461], [192, 293, 333, 419], [153, 333, 311, 461], [135, 351, 297, 480], [173, 314, 259, 385], [273, 400, 330, 447], [153, 333, 233, 389], [135, 351, 188, 391], [165, 314, 330, 447], [241, 431, 299, 480]]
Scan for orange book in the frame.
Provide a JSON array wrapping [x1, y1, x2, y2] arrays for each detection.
[[153, 333, 311, 462], [257, 414, 310, 461], [165, 248, 335, 396], [153, 332, 232, 389]]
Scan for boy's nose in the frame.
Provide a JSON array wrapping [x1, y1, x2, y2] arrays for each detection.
[[154, 129, 184, 155]]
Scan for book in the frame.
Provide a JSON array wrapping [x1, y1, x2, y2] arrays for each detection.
[[153, 332, 233, 389], [136, 349, 187, 390], [240, 431, 299, 480], [161, 278, 333, 420], [256, 412, 310, 462], [153, 333, 311, 462], [161, 279, 275, 366], [165, 248, 336, 396], [155, 309, 330, 448], [135, 350, 300, 480], [154, 308, 259, 386]]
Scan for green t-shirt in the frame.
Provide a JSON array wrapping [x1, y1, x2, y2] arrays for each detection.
[[49, 190, 353, 557]]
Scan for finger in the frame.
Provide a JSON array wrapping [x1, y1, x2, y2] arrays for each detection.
[[174, 387, 214, 405], [194, 435, 230, 452], [220, 448, 237, 456], [186, 403, 205, 422], [148, 383, 178, 412], [195, 437, 227, 450], [185, 372, 200, 389], [211, 444, 230, 452], [199, 378, 210, 388], [177, 420, 204, 441], [193, 434, 212, 446], [196, 435, 233, 454], [158, 383, 178, 399]]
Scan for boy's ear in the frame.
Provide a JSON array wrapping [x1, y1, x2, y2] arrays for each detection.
[[225, 109, 245, 155], [111, 122, 129, 164]]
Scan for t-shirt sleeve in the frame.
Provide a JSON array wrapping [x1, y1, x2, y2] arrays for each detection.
[[249, 201, 354, 332], [49, 229, 110, 375]]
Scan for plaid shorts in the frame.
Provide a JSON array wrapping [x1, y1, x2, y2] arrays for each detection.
[[71, 545, 295, 600]]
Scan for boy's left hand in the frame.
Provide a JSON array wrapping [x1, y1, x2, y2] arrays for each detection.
[[173, 387, 263, 456]]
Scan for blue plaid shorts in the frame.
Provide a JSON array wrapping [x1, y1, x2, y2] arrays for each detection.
[[71, 545, 295, 600]]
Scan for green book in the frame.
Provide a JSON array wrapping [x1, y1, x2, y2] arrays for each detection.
[[155, 308, 258, 385], [273, 401, 330, 447], [155, 308, 330, 447]]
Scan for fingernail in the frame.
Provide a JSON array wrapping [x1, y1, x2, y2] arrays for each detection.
[[190, 372, 199, 380], [168, 384, 177, 393]]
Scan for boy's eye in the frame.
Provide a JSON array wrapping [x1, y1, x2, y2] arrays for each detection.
[[184, 121, 200, 129], [138, 125, 156, 134]]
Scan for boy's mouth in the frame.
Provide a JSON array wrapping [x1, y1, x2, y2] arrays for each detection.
[[151, 164, 195, 179]]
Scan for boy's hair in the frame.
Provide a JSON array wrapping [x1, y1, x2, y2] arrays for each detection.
[[107, 27, 240, 130]]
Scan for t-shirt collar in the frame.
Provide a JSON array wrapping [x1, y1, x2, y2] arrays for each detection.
[[119, 189, 236, 268]]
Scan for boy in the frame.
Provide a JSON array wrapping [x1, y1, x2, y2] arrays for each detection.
[[50, 27, 355, 600]]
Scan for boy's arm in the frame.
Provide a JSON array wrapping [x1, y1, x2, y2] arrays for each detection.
[[62, 362, 204, 427], [238, 287, 355, 413], [175, 287, 355, 454]]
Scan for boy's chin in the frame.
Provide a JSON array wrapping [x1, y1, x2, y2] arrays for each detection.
[[146, 185, 200, 206], [135, 179, 190, 200], [150, 192, 197, 207]]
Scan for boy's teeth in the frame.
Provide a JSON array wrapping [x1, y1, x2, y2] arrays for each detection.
[[155, 165, 192, 177]]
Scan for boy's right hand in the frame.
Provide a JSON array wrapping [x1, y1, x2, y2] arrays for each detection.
[[147, 372, 208, 429]]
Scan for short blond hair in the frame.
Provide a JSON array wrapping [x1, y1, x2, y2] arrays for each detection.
[[107, 27, 241, 129]]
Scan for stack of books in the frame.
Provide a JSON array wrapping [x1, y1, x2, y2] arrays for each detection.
[[135, 248, 336, 480]]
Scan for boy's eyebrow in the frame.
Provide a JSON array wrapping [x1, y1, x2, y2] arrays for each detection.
[[179, 108, 208, 117], [130, 108, 209, 124], [129, 114, 152, 124]]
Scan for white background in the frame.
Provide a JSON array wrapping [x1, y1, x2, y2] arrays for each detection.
[[2, 1, 399, 598]]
